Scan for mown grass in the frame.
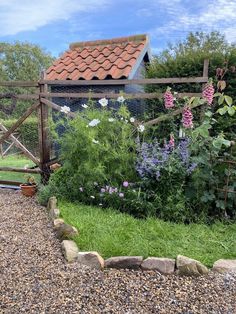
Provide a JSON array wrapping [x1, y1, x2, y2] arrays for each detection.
[[60, 200, 236, 267], [0, 155, 39, 183]]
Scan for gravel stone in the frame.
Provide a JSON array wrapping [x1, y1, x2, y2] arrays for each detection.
[[0, 189, 236, 314]]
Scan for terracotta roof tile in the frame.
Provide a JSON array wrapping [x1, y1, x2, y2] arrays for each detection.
[[46, 34, 149, 80]]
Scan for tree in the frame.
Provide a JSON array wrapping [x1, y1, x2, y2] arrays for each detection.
[[0, 42, 54, 81], [0, 42, 54, 118], [147, 32, 236, 93]]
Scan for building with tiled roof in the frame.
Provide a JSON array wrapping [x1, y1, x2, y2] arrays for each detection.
[[46, 34, 151, 116], [46, 34, 150, 80]]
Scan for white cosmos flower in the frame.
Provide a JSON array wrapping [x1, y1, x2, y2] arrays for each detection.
[[88, 119, 100, 127], [60, 106, 70, 114], [92, 139, 99, 144], [82, 104, 88, 108], [130, 117, 135, 123], [137, 124, 145, 133], [117, 95, 125, 103], [99, 98, 108, 107], [108, 118, 115, 122]]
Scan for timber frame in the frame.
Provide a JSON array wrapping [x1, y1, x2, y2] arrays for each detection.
[[0, 60, 209, 186]]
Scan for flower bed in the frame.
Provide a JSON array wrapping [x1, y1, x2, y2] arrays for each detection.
[[39, 82, 236, 223]]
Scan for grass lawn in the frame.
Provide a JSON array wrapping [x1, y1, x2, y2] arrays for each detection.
[[0, 155, 39, 183], [60, 200, 236, 267]]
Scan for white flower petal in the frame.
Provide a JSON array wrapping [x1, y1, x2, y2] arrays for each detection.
[[88, 119, 101, 127], [108, 118, 115, 122], [60, 105, 71, 114], [130, 117, 135, 123], [137, 124, 145, 133], [117, 96, 125, 103], [99, 98, 108, 107], [82, 104, 88, 108]]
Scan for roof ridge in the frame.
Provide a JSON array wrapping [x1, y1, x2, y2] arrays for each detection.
[[69, 34, 147, 50]]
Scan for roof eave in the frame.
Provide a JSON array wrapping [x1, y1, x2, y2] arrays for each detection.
[[128, 39, 151, 80]]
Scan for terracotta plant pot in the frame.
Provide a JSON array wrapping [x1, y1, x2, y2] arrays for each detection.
[[20, 184, 37, 197]]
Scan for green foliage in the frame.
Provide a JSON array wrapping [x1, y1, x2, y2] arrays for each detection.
[[40, 93, 236, 224], [0, 42, 53, 81], [47, 104, 138, 200], [146, 31, 236, 130], [60, 200, 236, 266], [186, 112, 236, 219], [0, 41, 54, 117]]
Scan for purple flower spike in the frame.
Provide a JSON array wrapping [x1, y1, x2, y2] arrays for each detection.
[[101, 188, 106, 193]]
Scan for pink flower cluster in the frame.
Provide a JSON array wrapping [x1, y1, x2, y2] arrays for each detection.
[[164, 90, 174, 109], [202, 82, 214, 105], [182, 106, 193, 129]]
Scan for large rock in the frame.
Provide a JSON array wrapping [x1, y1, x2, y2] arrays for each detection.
[[212, 259, 236, 273], [55, 223, 79, 240], [77, 252, 104, 270], [105, 256, 143, 270], [47, 196, 57, 210], [176, 255, 208, 276], [53, 218, 64, 228], [61, 240, 79, 263], [49, 207, 60, 220], [141, 257, 175, 274]]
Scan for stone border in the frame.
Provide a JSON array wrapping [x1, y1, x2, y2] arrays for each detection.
[[46, 197, 236, 276]]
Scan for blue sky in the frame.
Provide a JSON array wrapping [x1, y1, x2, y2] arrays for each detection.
[[0, 0, 235, 57]]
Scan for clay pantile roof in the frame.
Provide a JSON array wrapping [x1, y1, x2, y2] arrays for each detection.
[[46, 34, 150, 80]]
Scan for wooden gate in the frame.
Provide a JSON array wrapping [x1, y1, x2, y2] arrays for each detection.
[[0, 75, 50, 186]]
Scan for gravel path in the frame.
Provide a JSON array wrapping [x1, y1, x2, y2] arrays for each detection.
[[0, 189, 235, 314]]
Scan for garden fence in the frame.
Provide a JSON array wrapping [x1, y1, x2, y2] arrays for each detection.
[[0, 59, 212, 187]]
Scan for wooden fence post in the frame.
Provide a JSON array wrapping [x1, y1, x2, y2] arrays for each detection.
[[38, 71, 50, 183]]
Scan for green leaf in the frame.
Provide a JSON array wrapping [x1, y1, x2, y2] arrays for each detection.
[[205, 111, 213, 117], [199, 128, 209, 138], [218, 95, 224, 105], [224, 95, 233, 106], [217, 106, 228, 115], [228, 107, 235, 116], [213, 140, 222, 149]]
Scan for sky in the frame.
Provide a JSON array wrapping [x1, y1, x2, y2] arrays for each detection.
[[0, 0, 235, 57]]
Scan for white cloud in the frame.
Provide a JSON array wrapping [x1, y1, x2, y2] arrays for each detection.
[[0, 0, 108, 36], [148, 0, 236, 44]]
